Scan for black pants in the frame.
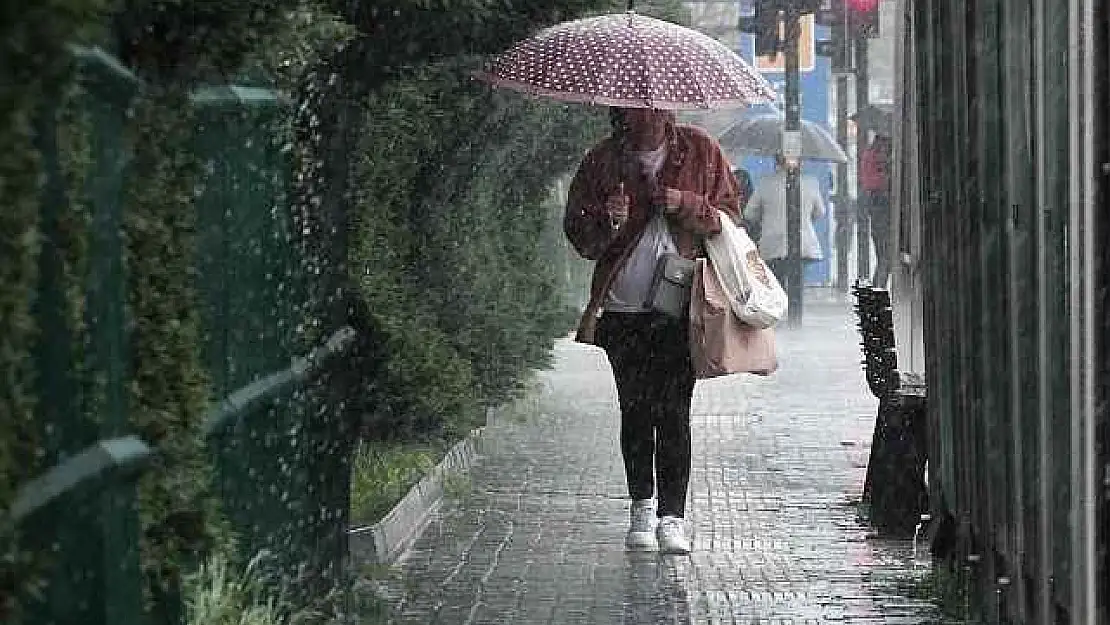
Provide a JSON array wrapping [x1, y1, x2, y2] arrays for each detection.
[[864, 191, 892, 288], [596, 312, 696, 518]]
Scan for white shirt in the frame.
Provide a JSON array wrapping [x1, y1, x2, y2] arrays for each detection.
[[743, 170, 825, 261], [605, 144, 676, 313]]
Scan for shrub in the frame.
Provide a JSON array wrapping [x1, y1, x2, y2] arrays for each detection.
[[1, 1, 353, 620], [340, 0, 689, 443], [344, 60, 608, 441], [0, 1, 113, 618]]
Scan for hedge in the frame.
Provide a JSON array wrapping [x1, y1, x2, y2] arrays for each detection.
[[342, 60, 605, 441], [1, 0, 686, 620], [1, 1, 344, 619], [340, 0, 688, 439]]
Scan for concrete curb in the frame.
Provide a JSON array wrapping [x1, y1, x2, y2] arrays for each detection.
[[347, 409, 496, 567]]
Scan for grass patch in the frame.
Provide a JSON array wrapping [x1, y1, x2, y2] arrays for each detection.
[[348, 378, 547, 526], [183, 551, 282, 625], [349, 442, 439, 526], [287, 578, 391, 625], [182, 549, 396, 625]]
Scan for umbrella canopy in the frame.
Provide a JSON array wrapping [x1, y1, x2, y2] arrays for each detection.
[[681, 101, 782, 139], [850, 103, 894, 134], [719, 114, 849, 164], [474, 12, 776, 110]]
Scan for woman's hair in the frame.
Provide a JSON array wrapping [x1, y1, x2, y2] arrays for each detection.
[[609, 107, 626, 140], [609, 107, 677, 141]]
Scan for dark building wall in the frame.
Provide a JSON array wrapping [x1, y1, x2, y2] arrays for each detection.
[[906, 0, 1107, 622]]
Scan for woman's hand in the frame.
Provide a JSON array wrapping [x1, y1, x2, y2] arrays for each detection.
[[654, 187, 726, 235]]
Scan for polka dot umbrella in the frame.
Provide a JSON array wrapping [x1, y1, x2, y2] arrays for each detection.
[[474, 11, 777, 110]]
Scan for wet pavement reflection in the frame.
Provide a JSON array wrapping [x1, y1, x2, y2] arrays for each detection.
[[373, 302, 961, 624]]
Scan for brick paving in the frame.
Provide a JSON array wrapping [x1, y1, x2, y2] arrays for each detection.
[[373, 303, 956, 624]]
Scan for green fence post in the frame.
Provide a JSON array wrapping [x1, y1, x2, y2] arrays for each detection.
[[73, 45, 146, 625], [24, 45, 145, 625], [191, 85, 296, 397], [10, 437, 153, 625], [189, 84, 323, 598], [199, 324, 358, 609]]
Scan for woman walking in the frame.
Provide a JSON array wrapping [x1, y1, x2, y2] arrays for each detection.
[[563, 107, 741, 554]]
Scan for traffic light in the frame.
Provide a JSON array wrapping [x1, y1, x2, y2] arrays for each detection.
[[815, 34, 849, 73], [814, 0, 842, 26], [739, 0, 781, 58], [846, 0, 880, 38], [791, 0, 826, 12], [814, 0, 849, 72]]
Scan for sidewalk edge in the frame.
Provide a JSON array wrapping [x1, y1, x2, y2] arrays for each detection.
[[347, 406, 500, 567]]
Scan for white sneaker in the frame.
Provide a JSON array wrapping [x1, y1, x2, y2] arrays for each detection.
[[625, 499, 657, 550], [656, 516, 691, 554]]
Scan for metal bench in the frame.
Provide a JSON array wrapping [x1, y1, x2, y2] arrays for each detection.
[[852, 282, 929, 537]]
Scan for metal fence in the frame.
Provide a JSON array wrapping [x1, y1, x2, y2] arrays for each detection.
[[10, 47, 358, 625], [902, 0, 1106, 622]]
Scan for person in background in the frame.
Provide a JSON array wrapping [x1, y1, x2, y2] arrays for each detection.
[[732, 166, 756, 234], [860, 131, 892, 287], [732, 166, 754, 208], [742, 154, 825, 287], [563, 107, 740, 555]]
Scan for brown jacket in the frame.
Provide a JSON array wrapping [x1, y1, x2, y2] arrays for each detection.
[[564, 123, 742, 344]]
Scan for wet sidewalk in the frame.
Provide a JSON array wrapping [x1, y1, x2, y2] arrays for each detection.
[[374, 304, 953, 624]]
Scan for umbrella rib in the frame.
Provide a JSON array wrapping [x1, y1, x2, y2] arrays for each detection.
[[627, 15, 654, 108]]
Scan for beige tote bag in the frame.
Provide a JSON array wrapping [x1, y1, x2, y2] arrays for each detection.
[[689, 258, 778, 379]]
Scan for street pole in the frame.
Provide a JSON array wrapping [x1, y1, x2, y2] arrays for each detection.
[[783, 7, 803, 327], [854, 34, 871, 283], [835, 74, 850, 292]]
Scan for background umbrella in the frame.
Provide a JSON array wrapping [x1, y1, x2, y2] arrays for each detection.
[[681, 101, 781, 139], [718, 114, 849, 163], [850, 103, 893, 135], [474, 12, 776, 110]]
